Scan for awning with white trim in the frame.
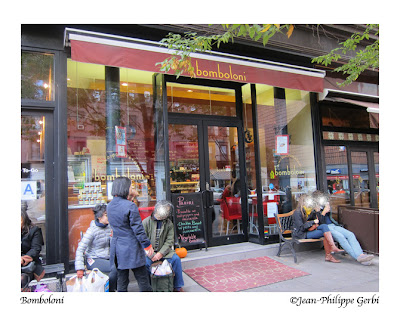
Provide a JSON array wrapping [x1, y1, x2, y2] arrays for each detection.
[[319, 89, 379, 113], [64, 28, 325, 93]]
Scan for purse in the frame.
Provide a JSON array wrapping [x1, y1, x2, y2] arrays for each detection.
[[21, 261, 36, 274], [308, 224, 318, 231]]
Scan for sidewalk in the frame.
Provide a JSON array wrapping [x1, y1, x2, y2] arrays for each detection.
[[128, 242, 379, 292]]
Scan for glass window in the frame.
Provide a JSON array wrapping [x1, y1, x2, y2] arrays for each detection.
[[320, 104, 371, 129], [67, 60, 157, 260], [167, 82, 236, 116], [256, 85, 316, 237], [351, 151, 370, 207], [21, 51, 54, 101], [21, 114, 46, 260], [169, 124, 200, 194], [324, 146, 350, 218], [374, 152, 379, 207]]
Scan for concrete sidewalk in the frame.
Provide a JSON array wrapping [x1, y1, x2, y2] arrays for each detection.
[[128, 242, 379, 292]]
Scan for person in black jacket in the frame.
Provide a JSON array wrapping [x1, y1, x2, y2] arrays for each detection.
[[292, 194, 344, 263], [21, 207, 45, 290]]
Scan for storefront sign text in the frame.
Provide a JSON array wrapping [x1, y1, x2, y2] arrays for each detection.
[[196, 60, 247, 82]]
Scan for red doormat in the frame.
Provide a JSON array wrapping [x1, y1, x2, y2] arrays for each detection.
[[184, 256, 309, 292]]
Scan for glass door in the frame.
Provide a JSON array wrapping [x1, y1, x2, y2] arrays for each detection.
[[348, 148, 379, 209], [168, 117, 247, 247], [21, 111, 54, 263]]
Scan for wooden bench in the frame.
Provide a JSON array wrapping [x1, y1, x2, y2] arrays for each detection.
[[275, 210, 324, 263]]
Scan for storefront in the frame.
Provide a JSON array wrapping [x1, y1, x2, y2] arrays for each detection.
[[21, 25, 379, 271]]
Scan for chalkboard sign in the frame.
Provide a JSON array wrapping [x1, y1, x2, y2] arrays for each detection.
[[171, 193, 207, 249]]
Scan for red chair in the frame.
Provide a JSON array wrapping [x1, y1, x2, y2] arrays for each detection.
[[220, 197, 242, 235]]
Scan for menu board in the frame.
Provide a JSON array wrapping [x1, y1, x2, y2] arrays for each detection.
[[171, 193, 207, 249]]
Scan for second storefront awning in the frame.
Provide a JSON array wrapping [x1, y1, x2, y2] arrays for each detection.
[[64, 28, 325, 93]]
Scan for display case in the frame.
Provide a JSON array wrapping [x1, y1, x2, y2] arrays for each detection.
[[170, 181, 200, 193]]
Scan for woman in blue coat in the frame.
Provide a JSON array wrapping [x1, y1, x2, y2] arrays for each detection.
[[107, 177, 154, 292]]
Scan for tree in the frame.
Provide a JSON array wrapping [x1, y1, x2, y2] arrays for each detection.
[[311, 24, 379, 86], [157, 24, 379, 86]]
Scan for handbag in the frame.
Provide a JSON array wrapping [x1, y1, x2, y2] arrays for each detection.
[[21, 261, 36, 274], [308, 224, 318, 231]]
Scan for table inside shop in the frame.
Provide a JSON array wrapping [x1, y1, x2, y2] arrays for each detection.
[[248, 191, 286, 234]]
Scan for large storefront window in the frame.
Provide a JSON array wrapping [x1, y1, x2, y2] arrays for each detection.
[[256, 84, 316, 237], [67, 60, 158, 260], [21, 51, 54, 101], [21, 114, 47, 260], [324, 146, 350, 218]]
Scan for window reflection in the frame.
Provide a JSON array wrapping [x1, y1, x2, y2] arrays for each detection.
[[324, 146, 350, 218], [67, 60, 157, 260], [167, 83, 236, 116], [256, 85, 315, 237], [21, 115, 46, 260], [21, 51, 54, 101]]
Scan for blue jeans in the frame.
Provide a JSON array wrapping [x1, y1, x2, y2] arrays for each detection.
[[87, 258, 117, 292], [146, 254, 184, 290], [117, 265, 153, 292], [305, 223, 330, 239], [328, 224, 363, 260]]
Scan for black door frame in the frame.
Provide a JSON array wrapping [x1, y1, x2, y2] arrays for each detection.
[[168, 115, 248, 246], [164, 75, 248, 247], [21, 109, 56, 263], [347, 146, 379, 208]]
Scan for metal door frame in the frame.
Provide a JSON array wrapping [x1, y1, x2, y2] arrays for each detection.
[[347, 146, 379, 208], [21, 109, 56, 263], [164, 75, 248, 247]]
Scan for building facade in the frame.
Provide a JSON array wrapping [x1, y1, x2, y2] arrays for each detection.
[[21, 24, 379, 271]]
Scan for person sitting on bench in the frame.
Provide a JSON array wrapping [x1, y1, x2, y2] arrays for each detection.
[[142, 200, 184, 292], [292, 194, 344, 263], [21, 207, 45, 290], [309, 191, 374, 265], [75, 204, 117, 291]]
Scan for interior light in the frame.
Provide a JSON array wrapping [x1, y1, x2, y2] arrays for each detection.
[[67, 78, 71, 81], [43, 83, 49, 89], [39, 121, 43, 125], [37, 139, 41, 143], [38, 132, 42, 135], [122, 83, 128, 86], [187, 90, 193, 93]]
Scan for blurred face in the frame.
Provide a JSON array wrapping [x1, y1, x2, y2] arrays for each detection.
[[21, 216, 24, 230], [98, 212, 109, 225]]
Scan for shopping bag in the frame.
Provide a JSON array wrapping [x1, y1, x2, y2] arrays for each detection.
[[66, 275, 87, 292], [83, 268, 109, 292], [150, 261, 174, 292]]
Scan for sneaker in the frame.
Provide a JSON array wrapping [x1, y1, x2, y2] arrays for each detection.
[[360, 261, 372, 266], [357, 254, 374, 263], [173, 288, 184, 292]]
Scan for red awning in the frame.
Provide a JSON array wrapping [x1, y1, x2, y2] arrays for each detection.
[[65, 28, 325, 93]]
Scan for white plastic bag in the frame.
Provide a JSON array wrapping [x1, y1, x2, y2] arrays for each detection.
[[83, 268, 109, 292], [66, 275, 87, 292], [151, 260, 173, 276]]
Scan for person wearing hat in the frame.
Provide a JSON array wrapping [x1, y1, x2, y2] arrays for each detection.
[[142, 200, 184, 292]]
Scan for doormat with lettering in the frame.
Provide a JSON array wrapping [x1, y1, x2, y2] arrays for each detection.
[[184, 256, 309, 292]]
